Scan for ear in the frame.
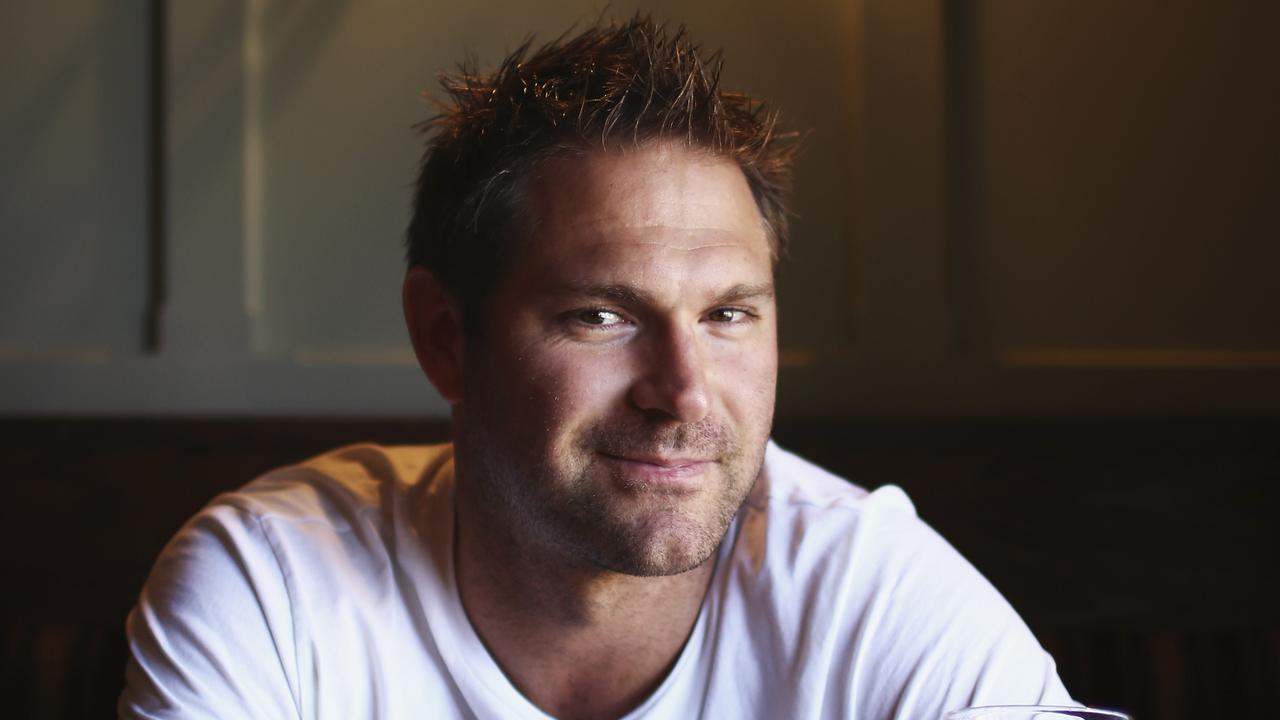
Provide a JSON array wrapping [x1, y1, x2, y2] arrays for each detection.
[[403, 266, 465, 404]]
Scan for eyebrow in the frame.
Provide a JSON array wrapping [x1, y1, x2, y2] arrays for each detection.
[[715, 282, 776, 305], [552, 281, 775, 306]]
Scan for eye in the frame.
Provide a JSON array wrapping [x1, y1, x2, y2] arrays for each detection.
[[576, 308, 625, 327], [707, 307, 752, 324]]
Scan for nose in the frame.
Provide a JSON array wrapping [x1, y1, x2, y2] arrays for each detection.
[[629, 324, 711, 424]]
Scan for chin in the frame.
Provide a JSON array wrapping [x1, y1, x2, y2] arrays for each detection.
[[583, 501, 732, 577], [595, 541, 716, 577]]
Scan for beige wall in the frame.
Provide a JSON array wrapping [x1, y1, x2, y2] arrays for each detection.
[[2, 1, 1276, 416]]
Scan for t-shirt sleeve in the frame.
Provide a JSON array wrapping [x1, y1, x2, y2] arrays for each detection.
[[119, 502, 302, 720], [849, 497, 1075, 718]]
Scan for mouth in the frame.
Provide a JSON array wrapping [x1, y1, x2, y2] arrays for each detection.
[[597, 451, 713, 490]]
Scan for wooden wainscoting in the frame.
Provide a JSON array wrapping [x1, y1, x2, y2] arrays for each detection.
[[3, 417, 1277, 718]]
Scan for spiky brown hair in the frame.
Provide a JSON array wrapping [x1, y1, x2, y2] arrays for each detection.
[[406, 14, 800, 328]]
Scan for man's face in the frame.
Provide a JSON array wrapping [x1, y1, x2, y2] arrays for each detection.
[[454, 141, 778, 577]]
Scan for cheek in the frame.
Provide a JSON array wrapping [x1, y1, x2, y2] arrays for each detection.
[[716, 322, 773, 384], [713, 329, 779, 410], [721, 358, 777, 424], [513, 345, 635, 432]]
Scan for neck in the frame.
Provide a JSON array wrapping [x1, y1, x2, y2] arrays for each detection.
[[453, 481, 717, 720]]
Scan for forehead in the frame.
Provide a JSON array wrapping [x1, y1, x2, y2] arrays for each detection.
[[509, 143, 773, 292], [532, 143, 766, 238]]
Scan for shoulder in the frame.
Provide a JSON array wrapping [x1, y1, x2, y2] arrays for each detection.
[[753, 440, 913, 514], [743, 440, 1003, 606], [182, 442, 456, 604], [742, 440, 922, 571], [721, 441, 1071, 715], [121, 442, 459, 718], [133, 442, 456, 644], [138, 442, 454, 605], [219, 442, 453, 527]]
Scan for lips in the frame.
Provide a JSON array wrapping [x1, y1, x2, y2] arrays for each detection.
[[598, 451, 713, 490], [604, 452, 711, 467]]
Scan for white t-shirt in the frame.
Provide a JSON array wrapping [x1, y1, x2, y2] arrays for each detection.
[[121, 441, 1072, 719]]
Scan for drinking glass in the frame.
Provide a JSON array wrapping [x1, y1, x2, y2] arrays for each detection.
[[945, 706, 1131, 720]]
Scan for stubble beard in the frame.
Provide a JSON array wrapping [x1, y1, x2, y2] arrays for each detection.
[[457, 409, 766, 578]]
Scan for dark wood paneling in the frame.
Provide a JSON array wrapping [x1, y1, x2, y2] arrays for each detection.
[[3, 418, 1277, 717]]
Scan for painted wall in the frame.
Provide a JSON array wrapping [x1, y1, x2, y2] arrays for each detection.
[[2, 1, 1277, 416]]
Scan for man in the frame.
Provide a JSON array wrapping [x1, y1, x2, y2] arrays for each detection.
[[121, 17, 1073, 719]]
